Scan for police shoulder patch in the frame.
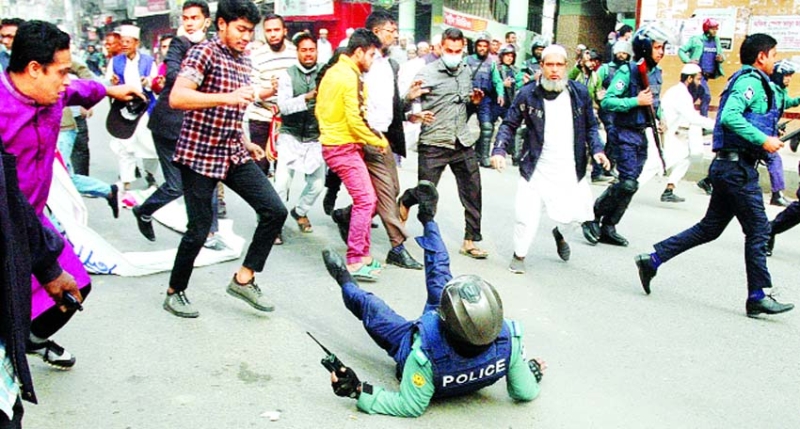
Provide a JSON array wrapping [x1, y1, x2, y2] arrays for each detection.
[[615, 79, 625, 91], [411, 373, 426, 388], [744, 86, 754, 101]]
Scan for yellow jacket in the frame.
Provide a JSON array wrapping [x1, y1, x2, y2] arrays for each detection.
[[316, 55, 388, 148]]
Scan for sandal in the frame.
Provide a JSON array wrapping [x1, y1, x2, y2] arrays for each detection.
[[365, 258, 382, 273], [459, 247, 489, 259], [291, 208, 313, 233], [350, 263, 379, 282]]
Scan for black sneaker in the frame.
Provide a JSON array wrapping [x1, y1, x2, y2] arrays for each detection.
[[132, 205, 156, 241], [660, 189, 686, 203], [746, 295, 794, 317], [27, 339, 76, 370]]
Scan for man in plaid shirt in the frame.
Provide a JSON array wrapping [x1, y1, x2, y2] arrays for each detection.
[[165, 0, 288, 318]]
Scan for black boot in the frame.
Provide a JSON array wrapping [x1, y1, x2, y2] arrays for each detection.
[[322, 246, 354, 287], [599, 224, 629, 246]]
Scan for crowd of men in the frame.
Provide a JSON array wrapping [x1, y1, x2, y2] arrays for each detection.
[[1, 2, 799, 426]]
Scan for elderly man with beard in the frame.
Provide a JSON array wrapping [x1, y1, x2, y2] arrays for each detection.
[[246, 13, 296, 177], [491, 45, 609, 273]]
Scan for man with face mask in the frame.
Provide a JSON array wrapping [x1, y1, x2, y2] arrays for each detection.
[[637, 63, 714, 203], [134, 0, 219, 246], [465, 32, 504, 168], [246, 14, 296, 178], [414, 28, 489, 259], [490, 44, 609, 272]]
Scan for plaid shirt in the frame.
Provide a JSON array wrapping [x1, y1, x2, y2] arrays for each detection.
[[173, 36, 252, 179]]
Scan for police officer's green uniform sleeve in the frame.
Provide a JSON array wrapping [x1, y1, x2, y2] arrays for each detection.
[[600, 66, 639, 112], [356, 338, 435, 417], [492, 62, 505, 98], [568, 65, 581, 81], [504, 321, 541, 401], [720, 73, 770, 146], [678, 36, 696, 63]]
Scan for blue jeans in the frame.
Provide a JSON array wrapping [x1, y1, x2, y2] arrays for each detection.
[[341, 221, 452, 366], [654, 158, 771, 292], [168, 161, 287, 292], [57, 130, 111, 198]]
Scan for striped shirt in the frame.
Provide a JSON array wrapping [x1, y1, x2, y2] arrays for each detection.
[[173, 36, 252, 179], [246, 42, 297, 123], [0, 341, 20, 421]]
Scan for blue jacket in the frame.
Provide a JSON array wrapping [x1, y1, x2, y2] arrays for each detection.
[[112, 53, 156, 114], [492, 80, 604, 182]]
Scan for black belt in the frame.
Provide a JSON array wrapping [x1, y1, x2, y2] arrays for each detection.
[[715, 151, 740, 161], [703, 72, 715, 79], [715, 151, 759, 166]]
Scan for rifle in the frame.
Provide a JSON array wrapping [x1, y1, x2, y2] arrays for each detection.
[[779, 120, 800, 152], [778, 120, 790, 133], [636, 59, 667, 174]]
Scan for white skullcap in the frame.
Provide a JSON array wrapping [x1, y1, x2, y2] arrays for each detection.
[[431, 34, 442, 45], [541, 44, 568, 61], [681, 63, 702, 75], [118, 25, 140, 40]]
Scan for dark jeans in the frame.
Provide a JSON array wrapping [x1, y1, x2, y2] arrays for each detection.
[[71, 116, 90, 176], [417, 142, 482, 241], [249, 120, 274, 174], [138, 135, 219, 233], [0, 399, 23, 429], [654, 159, 771, 292], [341, 221, 450, 370], [30, 284, 92, 340], [169, 162, 287, 292]]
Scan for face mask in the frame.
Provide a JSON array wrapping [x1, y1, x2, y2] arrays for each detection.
[[441, 53, 462, 70], [186, 30, 205, 44]]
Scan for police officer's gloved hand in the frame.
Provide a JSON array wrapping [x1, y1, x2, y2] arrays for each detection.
[[332, 366, 361, 399], [528, 359, 544, 383]]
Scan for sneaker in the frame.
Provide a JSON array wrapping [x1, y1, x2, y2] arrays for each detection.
[[203, 235, 228, 251], [508, 255, 525, 274], [26, 339, 76, 370], [163, 291, 199, 318], [660, 189, 686, 203], [121, 191, 137, 209], [227, 276, 275, 312]]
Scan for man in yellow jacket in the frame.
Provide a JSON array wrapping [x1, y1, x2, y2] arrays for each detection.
[[317, 28, 388, 282]]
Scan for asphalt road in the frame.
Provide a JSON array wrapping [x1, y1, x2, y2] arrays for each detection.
[[23, 104, 800, 428]]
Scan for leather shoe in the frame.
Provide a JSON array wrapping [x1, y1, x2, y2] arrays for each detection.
[[552, 227, 570, 261], [581, 221, 600, 245], [770, 192, 790, 207], [634, 253, 657, 294], [660, 189, 685, 203], [416, 181, 438, 223], [331, 206, 351, 244], [696, 178, 713, 195], [746, 295, 794, 317], [766, 233, 775, 257], [132, 205, 155, 242], [106, 184, 119, 218], [386, 247, 423, 270], [599, 224, 628, 246], [322, 246, 353, 287]]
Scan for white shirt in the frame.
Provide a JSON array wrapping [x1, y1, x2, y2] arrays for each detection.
[[363, 52, 395, 132], [105, 52, 150, 92], [317, 38, 333, 65], [661, 82, 715, 132]]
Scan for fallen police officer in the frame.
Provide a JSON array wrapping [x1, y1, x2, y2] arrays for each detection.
[[320, 180, 545, 417]]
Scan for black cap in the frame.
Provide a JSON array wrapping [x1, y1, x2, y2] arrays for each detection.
[[106, 97, 148, 139]]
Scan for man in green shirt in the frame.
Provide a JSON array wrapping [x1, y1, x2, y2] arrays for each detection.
[[321, 181, 544, 417]]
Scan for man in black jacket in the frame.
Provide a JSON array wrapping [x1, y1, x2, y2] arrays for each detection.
[[133, 0, 213, 243], [491, 44, 609, 274], [0, 142, 81, 427]]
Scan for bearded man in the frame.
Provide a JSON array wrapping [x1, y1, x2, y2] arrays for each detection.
[[491, 44, 609, 274]]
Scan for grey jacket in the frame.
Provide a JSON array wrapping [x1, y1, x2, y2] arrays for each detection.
[[414, 58, 475, 149]]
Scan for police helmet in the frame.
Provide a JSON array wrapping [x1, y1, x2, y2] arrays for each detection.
[[499, 43, 516, 58], [475, 32, 491, 45], [530, 36, 550, 55], [702, 18, 719, 33], [771, 60, 798, 88], [438, 275, 504, 346], [632, 24, 671, 67]]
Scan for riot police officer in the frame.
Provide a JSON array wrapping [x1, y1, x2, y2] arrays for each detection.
[[321, 181, 545, 417], [521, 36, 549, 86], [635, 34, 794, 318], [584, 25, 669, 246], [466, 32, 505, 167]]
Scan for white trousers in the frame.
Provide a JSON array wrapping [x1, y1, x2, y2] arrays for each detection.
[[109, 114, 159, 183], [638, 126, 704, 187]]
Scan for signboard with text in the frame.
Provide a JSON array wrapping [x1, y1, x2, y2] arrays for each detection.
[[442, 7, 488, 32], [275, 0, 334, 17], [749, 16, 800, 52]]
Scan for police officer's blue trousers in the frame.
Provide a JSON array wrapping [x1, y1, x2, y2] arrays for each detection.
[[594, 128, 647, 225], [341, 221, 452, 365], [691, 76, 712, 117], [654, 158, 772, 292], [770, 187, 800, 235]]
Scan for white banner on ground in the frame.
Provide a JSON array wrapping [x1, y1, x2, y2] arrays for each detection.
[[47, 161, 244, 277]]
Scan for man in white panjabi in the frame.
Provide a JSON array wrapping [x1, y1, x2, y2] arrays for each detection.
[[491, 44, 610, 274], [106, 24, 159, 192], [637, 63, 714, 202]]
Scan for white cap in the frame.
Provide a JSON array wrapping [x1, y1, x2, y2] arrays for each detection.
[[119, 24, 140, 40], [681, 63, 702, 75], [541, 44, 568, 62], [431, 34, 442, 46], [319, 28, 328, 35], [345, 28, 354, 37]]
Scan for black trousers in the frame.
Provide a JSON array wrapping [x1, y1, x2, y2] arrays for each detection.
[[417, 142, 483, 241], [71, 116, 90, 176], [169, 162, 287, 292], [30, 284, 92, 340]]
